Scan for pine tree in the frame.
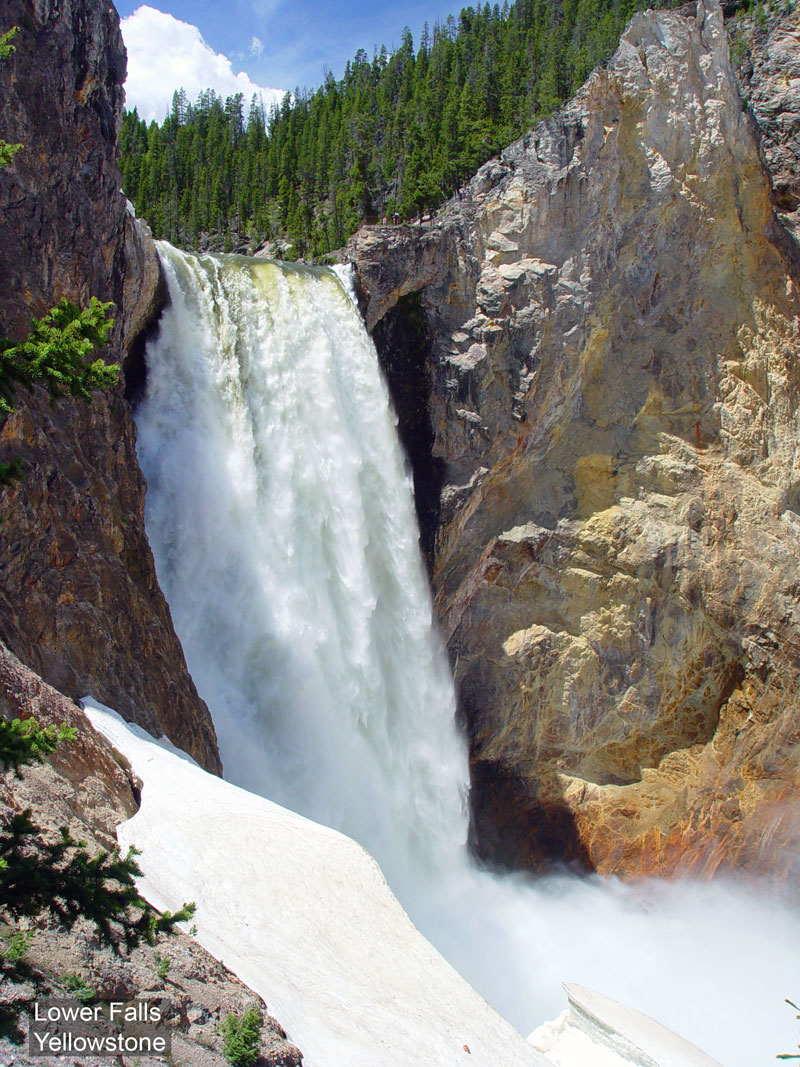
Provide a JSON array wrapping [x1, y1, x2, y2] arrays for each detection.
[[118, 0, 686, 258]]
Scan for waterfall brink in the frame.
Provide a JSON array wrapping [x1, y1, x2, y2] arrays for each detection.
[[136, 243, 800, 1067], [135, 244, 468, 887]]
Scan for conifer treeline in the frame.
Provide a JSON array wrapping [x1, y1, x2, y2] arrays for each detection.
[[119, 0, 677, 258]]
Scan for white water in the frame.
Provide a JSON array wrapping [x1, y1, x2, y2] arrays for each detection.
[[135, 245, 467, 896], [135, 244, 800, 1067]]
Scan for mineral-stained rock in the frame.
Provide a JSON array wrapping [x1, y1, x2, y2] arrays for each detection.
[[349, 0, 800, 885], [0, 0, 220, 772]]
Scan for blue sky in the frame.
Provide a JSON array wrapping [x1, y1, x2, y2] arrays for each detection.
[[115, 0, 449, 121]]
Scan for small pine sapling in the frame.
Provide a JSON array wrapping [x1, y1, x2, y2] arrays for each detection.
[[220, 1005, 263, 1067]]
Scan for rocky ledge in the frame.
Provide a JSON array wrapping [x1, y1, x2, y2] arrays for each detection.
[[348, 0, 800, 885]]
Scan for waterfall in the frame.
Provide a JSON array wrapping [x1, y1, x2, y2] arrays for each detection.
[[135, 244, 467, 891], [135, 243, 800, 1067]]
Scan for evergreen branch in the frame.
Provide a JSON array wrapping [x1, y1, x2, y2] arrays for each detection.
[[0, 297, 117, 411], [0, 810, 196, 955], [0, 717, 77, 774], [0, 142, 22, 168], [0, 25, 18, 60]]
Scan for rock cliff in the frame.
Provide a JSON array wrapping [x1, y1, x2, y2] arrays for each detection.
[[0, 5, 302, 1044], [0, 0, 220, 772], [349, 0, 800, 884]]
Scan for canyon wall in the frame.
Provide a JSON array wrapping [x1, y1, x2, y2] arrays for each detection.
[[730, 6, 800, 243], [0, 0, 220, 771], [349, 0, 800, 884]]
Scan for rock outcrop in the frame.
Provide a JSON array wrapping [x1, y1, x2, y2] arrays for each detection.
[[348, 0, 800, 884], [0, 643, 301, 1067], [0, 0, 220, 772], [0, 638, 140, 843]]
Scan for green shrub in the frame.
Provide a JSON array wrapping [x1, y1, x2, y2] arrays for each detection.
[[220, 1005, 263, 1067], [62, 972, 97, 1003], [0, 929, 31, 964], [0, 717, 76, 774]]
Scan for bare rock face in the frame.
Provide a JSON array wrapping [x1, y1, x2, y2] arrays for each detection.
[[0, 0, 220, 772], [349, 0, 800, 884], [348, 225, 449, 332], [0, 638, 140, 844]]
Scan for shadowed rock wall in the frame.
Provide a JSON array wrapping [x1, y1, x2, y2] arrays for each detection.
[[0, 0, 220, 772]]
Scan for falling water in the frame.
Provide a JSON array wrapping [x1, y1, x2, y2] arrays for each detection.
[[135, 245, 467, 893], [136, 243, 800, 1067]]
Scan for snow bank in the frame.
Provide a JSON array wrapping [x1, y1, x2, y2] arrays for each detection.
[[84, 702, 727, 1067], [83, 701, 548, 1067], [529, 984, 723, 1067]]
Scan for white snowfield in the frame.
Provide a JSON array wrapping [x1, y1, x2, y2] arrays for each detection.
[[84, 702, 724, 1067]]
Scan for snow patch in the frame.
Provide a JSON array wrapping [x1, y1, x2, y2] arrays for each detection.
[[528, 985, 724, 1067]]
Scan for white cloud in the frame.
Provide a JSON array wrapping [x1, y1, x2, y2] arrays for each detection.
[[250, 36, 264, 59], [121, 6, 284, 124]]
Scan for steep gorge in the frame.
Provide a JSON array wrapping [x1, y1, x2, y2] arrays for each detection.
[[0, 0, 799, 1058], [1, 0, 798, 976], [349, 0, 800, 884]]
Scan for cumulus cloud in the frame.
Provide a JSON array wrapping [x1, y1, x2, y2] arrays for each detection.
[[121, 7, 284, 124]]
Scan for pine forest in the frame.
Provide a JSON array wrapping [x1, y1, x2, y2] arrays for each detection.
[[118, 0, 683, 258]]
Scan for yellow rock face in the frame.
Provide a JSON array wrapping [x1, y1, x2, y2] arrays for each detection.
[[354, 0, 800, 883], [573, 455, 618, 519]]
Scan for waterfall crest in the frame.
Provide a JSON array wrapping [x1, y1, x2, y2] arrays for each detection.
[[135, 244, 467, 885]]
